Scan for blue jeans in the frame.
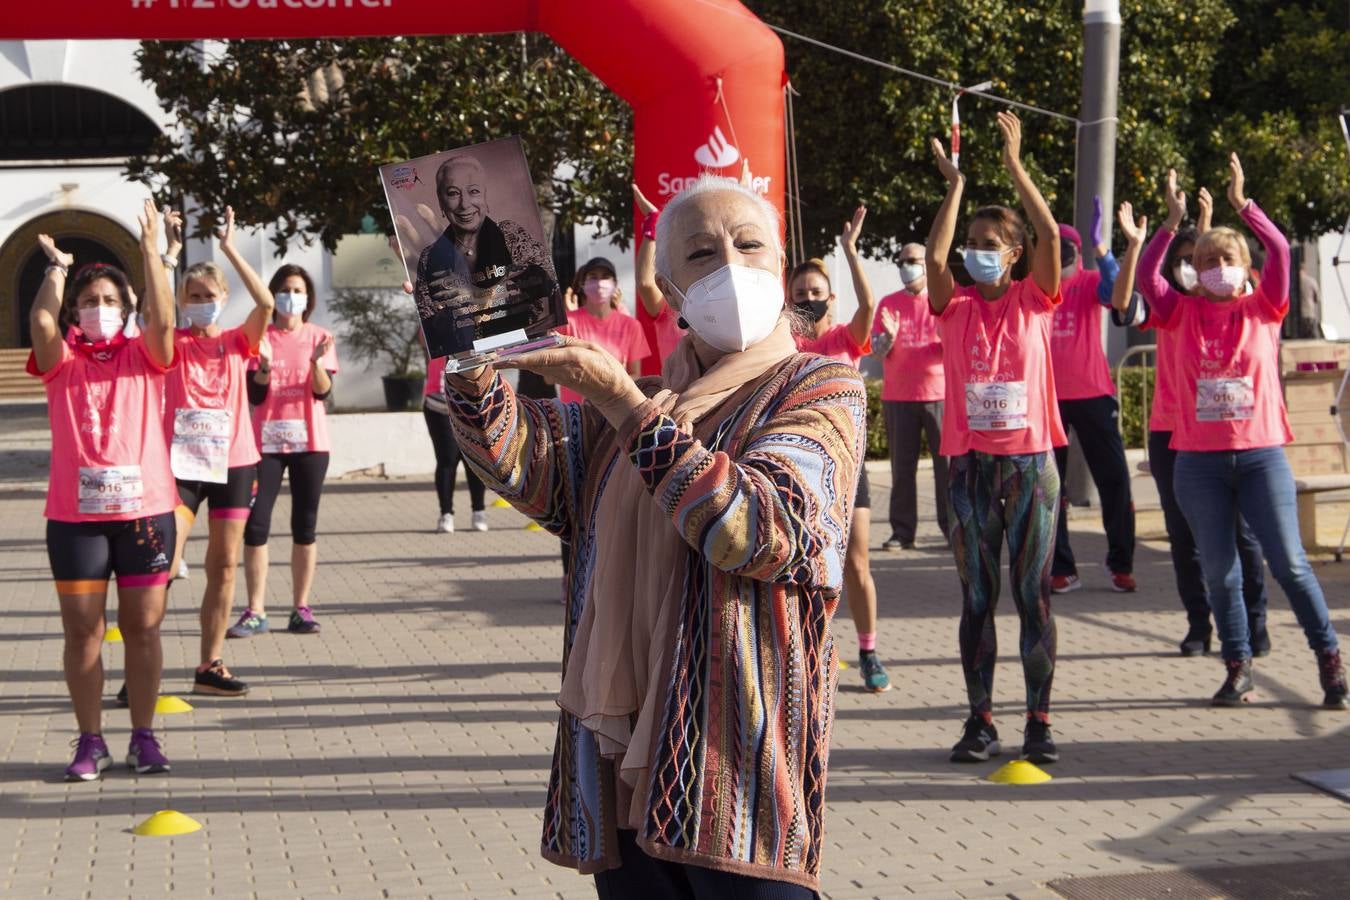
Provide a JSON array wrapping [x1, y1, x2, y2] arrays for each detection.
[[1173, 447, 1339, 661]]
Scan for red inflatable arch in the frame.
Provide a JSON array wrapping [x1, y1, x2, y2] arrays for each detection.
[[1, 0, 787, 375]]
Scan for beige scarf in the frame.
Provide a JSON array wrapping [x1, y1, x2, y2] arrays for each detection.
[[556, 316, 798, 829]]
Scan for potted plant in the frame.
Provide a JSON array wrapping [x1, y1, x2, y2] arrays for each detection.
[[327, 287, 425, 411]]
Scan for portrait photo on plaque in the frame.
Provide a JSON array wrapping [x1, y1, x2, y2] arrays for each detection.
[[380, 136, 566, 368]]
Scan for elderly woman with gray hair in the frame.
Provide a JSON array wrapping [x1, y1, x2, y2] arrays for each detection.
[[439, 175, 865, 897]]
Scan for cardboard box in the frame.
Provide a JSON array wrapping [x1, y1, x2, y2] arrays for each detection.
[[1289, 419, 1346, 445], [1285, 442, 1347, 476], [1281, 340, 1350, 373], [1283, 370, 1342, 413]]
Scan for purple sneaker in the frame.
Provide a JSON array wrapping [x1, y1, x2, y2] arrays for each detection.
[[288, 606, 321, 634], [65, 733, 112, 782], [126, 728, 170, 774]]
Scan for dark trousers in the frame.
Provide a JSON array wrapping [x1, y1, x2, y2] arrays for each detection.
[[423, 407, 486, 515], [881, 399, 949, 543], [1149, 430, 1269, 634], [1052, 395, 1136, 576], [594, 830, 817, 900]]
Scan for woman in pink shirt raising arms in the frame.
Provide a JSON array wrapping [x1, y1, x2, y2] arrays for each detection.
[[1129, 155, 1344, 709], [556, 256, 650, 404], [161, 207, 274, 700], [29, 199, 178, 781], [234, 264, 338, 640], [927, 112, 1066, 765], [789, 206, 890, 694]]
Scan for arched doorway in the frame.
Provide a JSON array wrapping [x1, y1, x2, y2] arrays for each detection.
[[0, 210, 142, 348]]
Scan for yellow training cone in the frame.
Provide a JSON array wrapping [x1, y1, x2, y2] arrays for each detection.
[[838, 660, 850, 670], [104, 625, 123, 643], [132, 809, 202, 837], [154, 695, 194, 715], [525, 521, 544, 532], [986, 760, 1052, 785], [492, 497, 511, 508]]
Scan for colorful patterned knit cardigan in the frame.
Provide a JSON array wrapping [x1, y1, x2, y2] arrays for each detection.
[[446, 353, 865, 890]]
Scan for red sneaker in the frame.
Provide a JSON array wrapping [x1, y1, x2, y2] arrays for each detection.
[[1110, 571, 1137, 593], [1050, 574, 1081, 594]]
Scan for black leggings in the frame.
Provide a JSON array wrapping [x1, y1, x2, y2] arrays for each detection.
[[423, 407, 485, 515], [594, 830, 818, 900], [244, 452, 329, 547]]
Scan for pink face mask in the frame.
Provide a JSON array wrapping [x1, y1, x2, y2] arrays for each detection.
[[1198, 265, 1246, 298], [583, 277, 616, 305]]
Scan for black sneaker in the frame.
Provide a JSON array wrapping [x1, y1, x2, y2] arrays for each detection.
[[1179, 625, 1213, 657], [193, 659, 249, 697], [1022, 719, 1059, 764], [950, 716, 1001, 763], [1212, 657, 1254, 707], [1318, 649, 1348, 710], [115, 683, 128, 707], [1251, 622, 1272, 658]]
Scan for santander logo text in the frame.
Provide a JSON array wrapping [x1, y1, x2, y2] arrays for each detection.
[[693, 126, 740, 169]]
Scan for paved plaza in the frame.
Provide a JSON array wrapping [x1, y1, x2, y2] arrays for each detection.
[[2, 420, 1350, 898]]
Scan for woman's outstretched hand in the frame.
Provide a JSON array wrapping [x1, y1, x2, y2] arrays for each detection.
[[1227, 152, 1248, 211], [996, 111, 1023, 172], [1117, 202, 1147, 246], [497, 337, 646, 430], [37, 234, 74, 269], [840, 205, 866, 254], [930, 137, 962, 185]]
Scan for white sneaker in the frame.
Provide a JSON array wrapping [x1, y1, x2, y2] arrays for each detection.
[[436, 514, 455, 534], [176, 559, 189, 580], [471, 510, 489, 532]]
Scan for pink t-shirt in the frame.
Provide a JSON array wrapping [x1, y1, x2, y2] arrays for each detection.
[[796, 323, 870, 368], [1151, 292, 1292, 452], [651, 304, 685, 367], [556, 306, 650, 404], [936, 278, 1068, 457], [29, 333, 179, 522], [874, 289, 943, 402], [248, 322, 339, 454], [1050, 267, 1116, 400], [164, 327, 261, 476], [425, 355, 447, 398]]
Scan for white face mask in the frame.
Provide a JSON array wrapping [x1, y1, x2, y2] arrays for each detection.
[[898, 262, 925, 286], [1174, 260, 1198, 291], [1199, 265, 1247, 298], [79, 306, 124, 342], [670, 264, 784, 353], [275, 291, 307, 317], [184, 301, 222, 328]]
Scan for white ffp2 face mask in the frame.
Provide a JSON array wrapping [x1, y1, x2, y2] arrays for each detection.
[[670, 264, 784, 353], [79, 306, 125, 342], [275, 291, 307, 317]]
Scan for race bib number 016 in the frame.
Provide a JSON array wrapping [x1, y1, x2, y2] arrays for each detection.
[[78, 465, 144, 515], [170, 408, 231, 483], [1196, 377, 1254, 421], [262, 419, 309, 454], [966, 381, 1028, 431]]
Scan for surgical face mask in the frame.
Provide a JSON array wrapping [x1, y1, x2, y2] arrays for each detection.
[[963, 248, 1009, 285], [583, 277, 615, 306], [796, 299, 830, 323], [670, 264, 784, 353], [1199, 265, 1247, 298], [184, 301, 222, 328], [898, 262, 925, 286], [275, 291, 307, 317], [79, 305, 124, 342], [1174, 260, 1199, 292]]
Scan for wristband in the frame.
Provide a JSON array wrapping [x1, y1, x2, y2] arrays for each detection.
[[641, 211, 659, 242], [161, 254, 179, 269], [44, 263, 68, 277]]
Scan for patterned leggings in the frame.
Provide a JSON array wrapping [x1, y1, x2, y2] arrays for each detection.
[[948, 450, 1060, 720]]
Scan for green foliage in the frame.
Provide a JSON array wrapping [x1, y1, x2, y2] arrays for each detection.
[[749, 0, 1346, 256], [865, 377, 887, 459], [1113, 364, 1154, 450], [127, 36, 632, 252], [326, 288, 424, 377]]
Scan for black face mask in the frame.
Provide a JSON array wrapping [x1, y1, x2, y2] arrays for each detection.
[[797, 300, 829, 323], [1059, 239, 1078, 269]]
